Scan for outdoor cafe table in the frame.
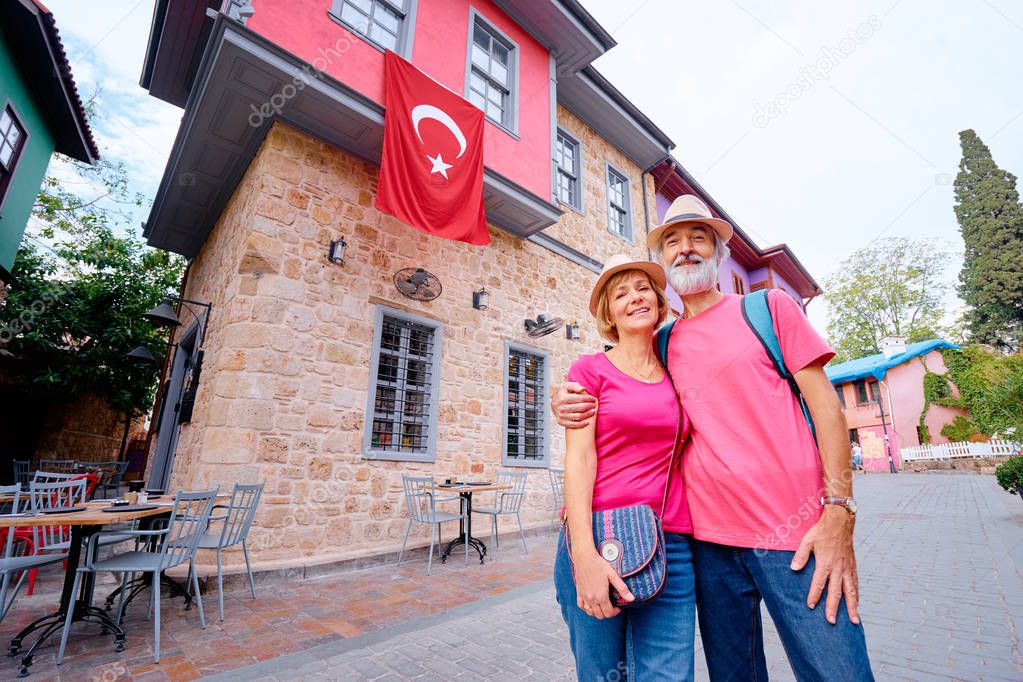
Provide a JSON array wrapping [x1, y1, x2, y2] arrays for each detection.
[[0, 500, 188, 676], [435, 482, 511, 564]]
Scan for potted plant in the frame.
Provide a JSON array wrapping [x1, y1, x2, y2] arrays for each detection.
[[995, 455, 1023, 501]]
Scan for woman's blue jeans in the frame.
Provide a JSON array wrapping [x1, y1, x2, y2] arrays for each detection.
[[555, 530, 696, 681]]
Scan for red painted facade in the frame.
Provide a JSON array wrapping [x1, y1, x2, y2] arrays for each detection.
[[246, 0, 552, 199]]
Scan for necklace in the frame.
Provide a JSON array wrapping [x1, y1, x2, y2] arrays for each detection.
[[617, 354, 660, 383]]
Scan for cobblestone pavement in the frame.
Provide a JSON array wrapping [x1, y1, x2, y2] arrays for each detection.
[[206, 473, 1023, 681], [3, 473, 1021, 680]]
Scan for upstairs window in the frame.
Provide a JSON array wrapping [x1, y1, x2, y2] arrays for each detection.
[[329, 0, 411, 54], [732, 272, 746, 294], [466, 13, 518, 134], [835, 385, 846, 407], [855, 379, 877, 405], [555, 129, 581, 211], [606, 164, 632, 241], [0, 105, 27, 213]]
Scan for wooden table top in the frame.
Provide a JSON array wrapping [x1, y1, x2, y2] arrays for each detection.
[[0, 501, 171, 528], [435, 482, 512, 494], [0, 494, 229, 528]]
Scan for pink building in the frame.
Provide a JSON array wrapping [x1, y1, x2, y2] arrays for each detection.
[[827, 339, 966, 472]]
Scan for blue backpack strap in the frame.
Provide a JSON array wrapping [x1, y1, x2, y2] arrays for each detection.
[[740, 290, 818, 444], [655, 319, 677, 375]]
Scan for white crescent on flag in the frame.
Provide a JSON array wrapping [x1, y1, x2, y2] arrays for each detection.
[[410, 104, 466, 179]]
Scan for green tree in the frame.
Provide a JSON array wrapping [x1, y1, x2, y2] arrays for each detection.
[[954, 129, 1023, 350], [0, 152, 184, 458], [824, 237, 949, 362], [940, 346, 1023, 439]]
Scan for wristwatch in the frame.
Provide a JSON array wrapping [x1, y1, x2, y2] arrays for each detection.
[[820, 496, 858, 516]]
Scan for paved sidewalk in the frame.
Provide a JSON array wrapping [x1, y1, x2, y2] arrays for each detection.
[[206, 473, 1023, 681]]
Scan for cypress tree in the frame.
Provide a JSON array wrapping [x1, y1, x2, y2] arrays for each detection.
[[953, 129, 1023, 350]]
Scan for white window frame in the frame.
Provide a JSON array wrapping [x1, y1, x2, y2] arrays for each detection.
[[605, 162, 633, 242], [555, 128, 582, 212], [464, 9, 519, 138], [327, 0, 418, 57], [363, 306, 443, 462], [502, 342, 550, 468]]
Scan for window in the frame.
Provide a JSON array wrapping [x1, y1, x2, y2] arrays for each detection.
[[555, 129, 581, 211], [328, 0, 411, 53], [364, 308, 442, 461], [855, 379, 877, 405], [606, 164, 632, 240], [0, 105, 27, 212], [466, 13, 517, 133], [732, 273, 746, 294], [835, 385, 846, 407], [504, 344, 549, 466]]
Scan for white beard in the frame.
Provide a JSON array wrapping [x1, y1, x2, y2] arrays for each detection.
[[668, 255, 719, 296]]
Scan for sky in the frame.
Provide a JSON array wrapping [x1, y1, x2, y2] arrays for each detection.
[[43, 0, 1023, 336]]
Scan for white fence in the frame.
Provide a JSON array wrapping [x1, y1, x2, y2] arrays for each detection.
[[900, 439, 1022, 462]]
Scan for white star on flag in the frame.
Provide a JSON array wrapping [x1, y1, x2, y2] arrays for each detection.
[[427, 153, 453, 179]]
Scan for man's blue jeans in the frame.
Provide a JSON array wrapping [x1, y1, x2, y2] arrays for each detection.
[[692, 539, 874, 681], [555, 530, 696, 681]]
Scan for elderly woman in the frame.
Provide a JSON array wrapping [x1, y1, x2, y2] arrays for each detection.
[[555, 254, 696, 681]]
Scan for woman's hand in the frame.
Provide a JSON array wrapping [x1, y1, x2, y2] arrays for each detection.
[[573, 551, 634, 619]]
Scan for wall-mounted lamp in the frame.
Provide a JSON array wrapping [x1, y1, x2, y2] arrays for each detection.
[[142, 296, 212, 348], [472, 286, 489, 310], [566, 321, 581, 340], [328, 237, 347, 265]]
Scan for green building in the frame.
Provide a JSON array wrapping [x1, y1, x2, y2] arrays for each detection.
[[0, 0, 97, 286]]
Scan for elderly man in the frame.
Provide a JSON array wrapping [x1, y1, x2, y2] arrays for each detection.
[[554, 195, 872, 680]]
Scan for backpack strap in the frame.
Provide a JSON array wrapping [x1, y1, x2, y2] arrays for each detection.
[[740, 290, 818, 444], [655, 319, 677, 379]]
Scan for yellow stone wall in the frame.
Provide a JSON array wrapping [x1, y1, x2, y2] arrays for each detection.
[[154, 108, 656, 572]]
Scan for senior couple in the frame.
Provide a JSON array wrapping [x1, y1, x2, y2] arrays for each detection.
[[553, 195, 873, 681]]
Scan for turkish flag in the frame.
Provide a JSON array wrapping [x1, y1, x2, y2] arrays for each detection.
[[375, 51, 489, 245]]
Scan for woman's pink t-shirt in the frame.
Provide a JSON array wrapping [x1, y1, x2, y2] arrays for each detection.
[[566, 352, 693, 533]]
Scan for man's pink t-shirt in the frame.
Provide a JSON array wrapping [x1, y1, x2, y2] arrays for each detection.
[[667, 291, 835, 551], [567, 352, 693, 533]]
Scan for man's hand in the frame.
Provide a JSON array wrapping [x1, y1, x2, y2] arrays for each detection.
[[552, 381, 597, 429], [791, 507, 859, 625]]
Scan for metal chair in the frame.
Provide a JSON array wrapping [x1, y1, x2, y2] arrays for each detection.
[[39, 459, 76, 474], [548, 467, 565, 535], [473, 470, 529, 554], [56, 488, 219, 664], [12, 461, 31, 488], [397, 475, 467, 575], [190, 482, 264, 621], [0, 485, 68, 623], [32, 470, 79, 484], [92, 461, 129, 498]]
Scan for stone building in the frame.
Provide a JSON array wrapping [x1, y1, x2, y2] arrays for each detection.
[[139, 0, 821, 574]]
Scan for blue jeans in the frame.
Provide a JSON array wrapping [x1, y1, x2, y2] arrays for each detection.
[[692, 539, 874, 681], [555, 530, 696, 681]]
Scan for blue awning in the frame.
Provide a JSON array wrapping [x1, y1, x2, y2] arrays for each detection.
[[825, 339, 960, 384]]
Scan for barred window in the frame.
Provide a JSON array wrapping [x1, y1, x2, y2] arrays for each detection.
[[365, 309, 441, 461], [504, 345, 548, 466], [467, 14, 517, 133], [606, 165, 632, 240], [329, 0, 409, 53], [555, 130, 581, 210]]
